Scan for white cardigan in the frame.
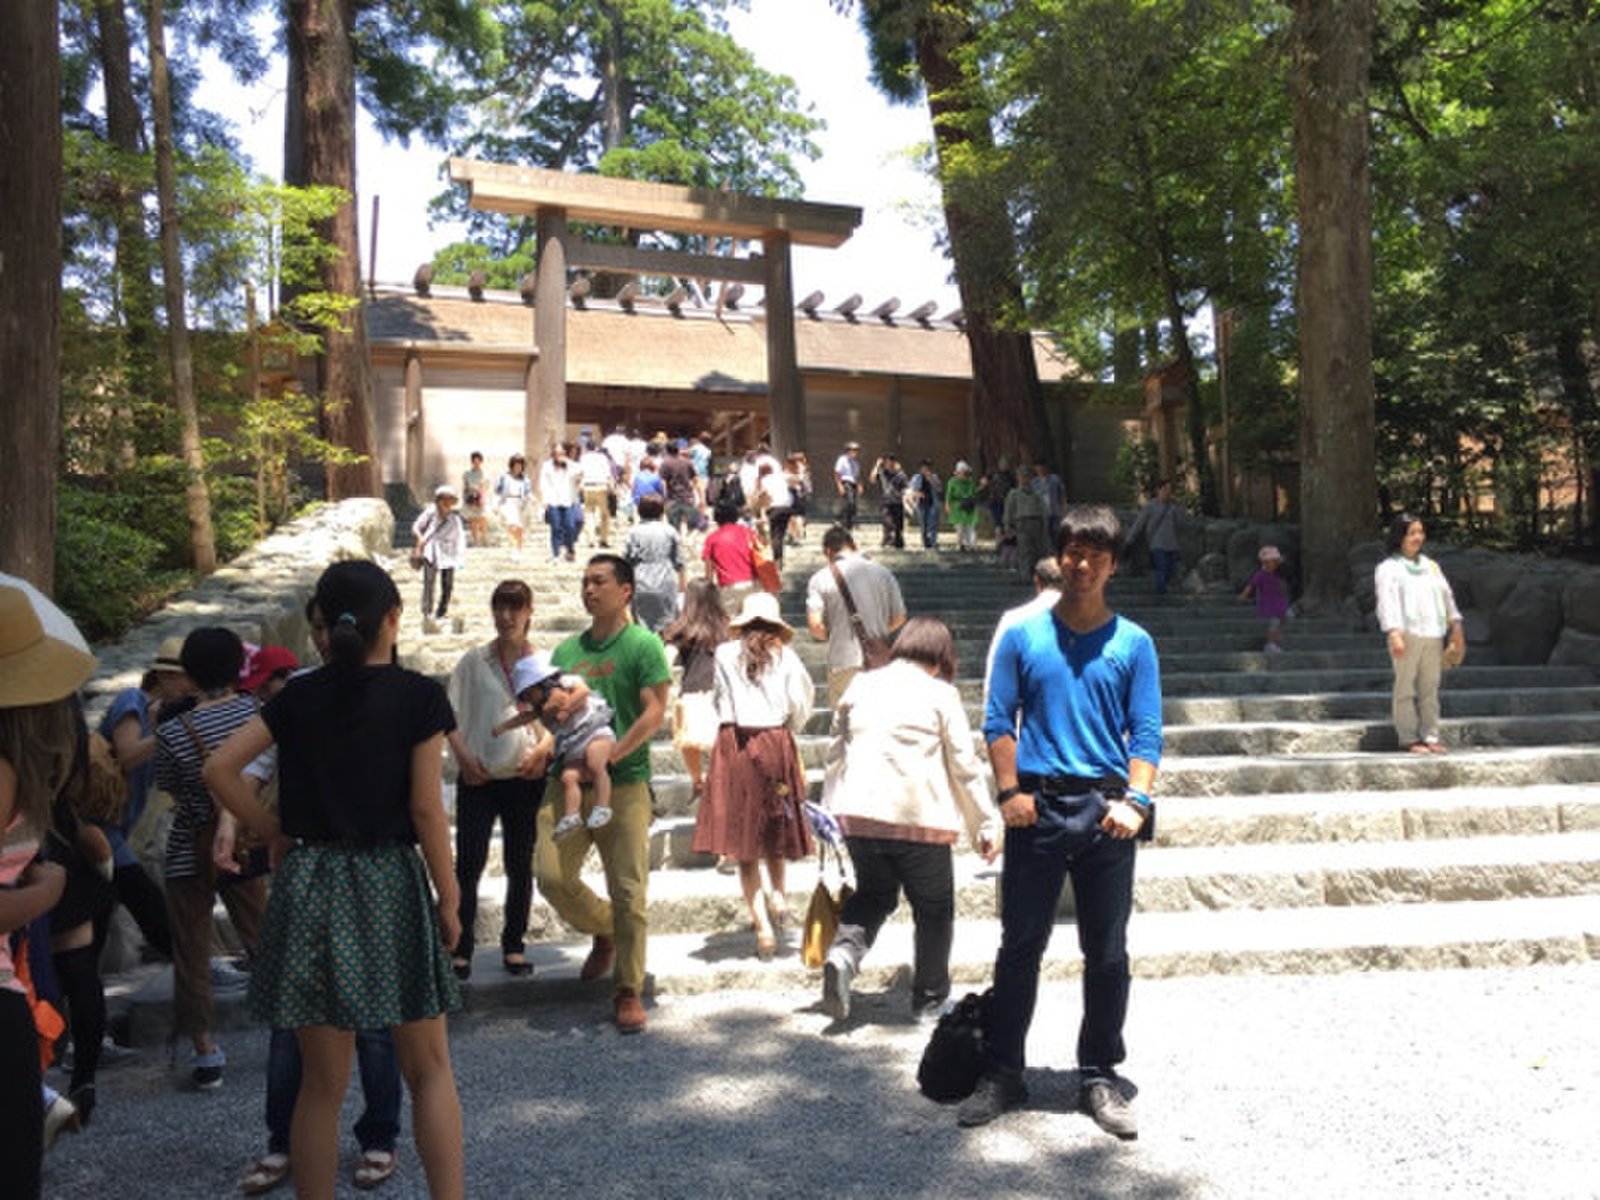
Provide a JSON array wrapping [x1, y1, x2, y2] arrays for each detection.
[[821, 659, 998, 851]]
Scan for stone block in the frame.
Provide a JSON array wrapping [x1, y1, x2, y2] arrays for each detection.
[[1491, 577, 1564, 665], [1549, 626, 1600, 669], [1563, 573, 1600, 636], [1464, 562, 1523, 615]]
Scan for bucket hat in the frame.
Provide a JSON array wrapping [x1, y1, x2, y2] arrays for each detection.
[[728, 592, 794, 642]]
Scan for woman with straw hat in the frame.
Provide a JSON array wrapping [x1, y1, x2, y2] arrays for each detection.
[[0, 572, 97, 1194], [693, 592, 814, 959]]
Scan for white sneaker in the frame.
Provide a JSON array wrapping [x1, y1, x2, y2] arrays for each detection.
[[43, 1092, 81, 1150], [552, 812, 585, 842], [821, 950, 853, 1021], [586, 805, 613, 831]]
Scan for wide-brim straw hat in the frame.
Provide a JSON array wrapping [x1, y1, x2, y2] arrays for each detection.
[[152, 635, 186, 674], [728, 591, 794, 642], [0, 572, 97, 707]]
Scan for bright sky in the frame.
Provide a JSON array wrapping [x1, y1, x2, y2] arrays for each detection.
[[197, 1, 961, 313]]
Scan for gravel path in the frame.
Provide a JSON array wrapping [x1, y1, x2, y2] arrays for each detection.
[[43, 962, 1600, 1199]]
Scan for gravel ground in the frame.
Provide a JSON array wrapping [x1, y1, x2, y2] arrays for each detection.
[[43, 962, 1600, 1199]]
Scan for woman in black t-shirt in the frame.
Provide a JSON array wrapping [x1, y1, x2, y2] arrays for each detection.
[[205, 561, 465, 1199]]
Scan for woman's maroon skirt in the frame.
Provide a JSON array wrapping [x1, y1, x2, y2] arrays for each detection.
[[693, 725, 814, 863]]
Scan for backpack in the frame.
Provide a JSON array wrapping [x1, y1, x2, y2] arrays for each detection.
[[709, 471, 745, 511]]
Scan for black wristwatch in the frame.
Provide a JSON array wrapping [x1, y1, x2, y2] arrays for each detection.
[[996, 786, 1022, 804]]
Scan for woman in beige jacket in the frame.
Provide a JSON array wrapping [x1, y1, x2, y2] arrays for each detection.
[[819, 617, 1000, 1021]]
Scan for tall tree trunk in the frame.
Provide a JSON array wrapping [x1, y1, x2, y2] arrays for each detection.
[[910, 9, 1052, 480], [0, 0, 63, 590], [148, 0, 217, 573], [1291, 0, 1376, 609], [95, 0, 161, 460], [285, 0, 382, 499], [1136, 131, 1218, 515]]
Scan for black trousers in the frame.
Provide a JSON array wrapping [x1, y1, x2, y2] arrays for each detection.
[[454, 776, 541, 957], [880, 503, 905, 548], [838, 836, 955, 1009], [0, 987, 43, 1198], [95, 860, 172, 960], [839, 482, 858, 529]]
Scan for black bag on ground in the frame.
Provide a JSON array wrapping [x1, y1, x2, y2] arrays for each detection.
[[917, 989, 991, 1103]]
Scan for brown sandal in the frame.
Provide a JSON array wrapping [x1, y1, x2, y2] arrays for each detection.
[[241, 1153, 290, 1196]]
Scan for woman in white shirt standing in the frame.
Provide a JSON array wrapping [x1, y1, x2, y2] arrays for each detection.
[[1374, 513, 1466, 753], [693, 592, 814, 959], [818, 617, 999, 1021]]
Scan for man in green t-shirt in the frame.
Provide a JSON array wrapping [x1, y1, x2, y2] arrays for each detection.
[[535, 554, 671, 1033]]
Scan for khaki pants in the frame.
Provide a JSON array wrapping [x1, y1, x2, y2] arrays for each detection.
[[826, 666, 860, 710], [1391, 631, 1444, 745], [165, 849, 266, 1040], [534, 779, 651, 995], [582, 485, 612, 545]]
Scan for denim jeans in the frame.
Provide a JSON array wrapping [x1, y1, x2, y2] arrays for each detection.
[[266, 1027, 400, 1155], [545, 505, 580, 558], [838, 482, 858, 530], [1151, 548, 1180, 595], [919, 501, 939, 548], [985, 792, 1136, 1079], [836, 837, 954, 1010]]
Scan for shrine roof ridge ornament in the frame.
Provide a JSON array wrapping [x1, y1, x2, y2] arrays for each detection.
[[448, 158, 863, 249]]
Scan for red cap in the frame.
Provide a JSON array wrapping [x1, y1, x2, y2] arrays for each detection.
[[239, 644, 299, 692]]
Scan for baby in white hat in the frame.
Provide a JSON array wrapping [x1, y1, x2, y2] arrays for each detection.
[[494, 653, 616, 840]]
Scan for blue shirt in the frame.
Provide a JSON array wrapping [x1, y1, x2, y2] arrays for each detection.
[[631, 469, 665, 504], [98, 688, 154, 865], [983, 610, 1163, 782]]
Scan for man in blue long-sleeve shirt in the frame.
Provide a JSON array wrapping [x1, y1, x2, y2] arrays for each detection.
[[961, 505, 1163, 1139]]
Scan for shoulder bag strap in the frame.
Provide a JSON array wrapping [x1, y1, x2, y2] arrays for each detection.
[[828, 560, 876, 657], [178, 711, 211, 762]]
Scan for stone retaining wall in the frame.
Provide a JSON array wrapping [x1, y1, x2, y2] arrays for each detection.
[[1131, 512, 1600, 669], [82, 499, 394, 719]]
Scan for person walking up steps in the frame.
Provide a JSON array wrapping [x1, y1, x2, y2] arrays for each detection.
[[965, 505, 1163, 1140]]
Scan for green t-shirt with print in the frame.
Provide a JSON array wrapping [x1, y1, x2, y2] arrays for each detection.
[[550, 622, 672, 784]]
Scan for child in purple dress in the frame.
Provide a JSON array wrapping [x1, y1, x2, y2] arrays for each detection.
[[1241, 545, 1291, 653]]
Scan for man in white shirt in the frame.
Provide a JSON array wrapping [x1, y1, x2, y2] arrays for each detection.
[[806, 525, 908, 707], [834, 441, 861, 530], [982, 556, 1064, 708], [578, 441, 617, 547]]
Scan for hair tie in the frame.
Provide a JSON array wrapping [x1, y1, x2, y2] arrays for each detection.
[[337, 612, 358, 626]]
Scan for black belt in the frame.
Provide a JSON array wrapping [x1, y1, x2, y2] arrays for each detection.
[[1018, 773, 1125, 798]]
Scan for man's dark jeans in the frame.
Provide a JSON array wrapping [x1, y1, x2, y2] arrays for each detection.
[[838, 481, 858, 530], [985, 793, 1136, 1079], [266, 1027, 400, 1155]]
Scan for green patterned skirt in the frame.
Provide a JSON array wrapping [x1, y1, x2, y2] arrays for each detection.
[[249, 842, 460, 1030]]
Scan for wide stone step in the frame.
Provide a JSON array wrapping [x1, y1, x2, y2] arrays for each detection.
[[123, 891, 1600, 1040], [646, 712, 1600, 776], [1162, 712, 1600, 756], [1165, 687, 1600, 724], [1160, 664, 1598, 695], [1158, 745, 1600, 797]]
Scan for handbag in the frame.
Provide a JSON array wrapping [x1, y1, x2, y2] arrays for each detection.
[[751, 531, 782, 594], [800, 843, 854, 969], [917, 989, 992, 1102], [828, 560, 892, 669]]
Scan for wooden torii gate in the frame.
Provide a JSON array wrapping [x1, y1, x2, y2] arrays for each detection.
[[447, 159, 862, 459]]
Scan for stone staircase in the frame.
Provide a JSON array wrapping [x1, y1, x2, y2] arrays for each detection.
[[120, 518, 1600, 1038], [399, 520, 1600, 989]]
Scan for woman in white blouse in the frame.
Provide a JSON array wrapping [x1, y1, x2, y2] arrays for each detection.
[[818, 617, 1000, 1021], [693, 592, 814, 959], [1374, 513, 1466, 753]]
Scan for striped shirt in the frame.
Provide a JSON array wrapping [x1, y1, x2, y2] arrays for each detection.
[[155, 694, 257, 880]]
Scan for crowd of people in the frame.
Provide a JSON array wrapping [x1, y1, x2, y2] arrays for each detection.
[[4, 460, 1477, 1194]]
